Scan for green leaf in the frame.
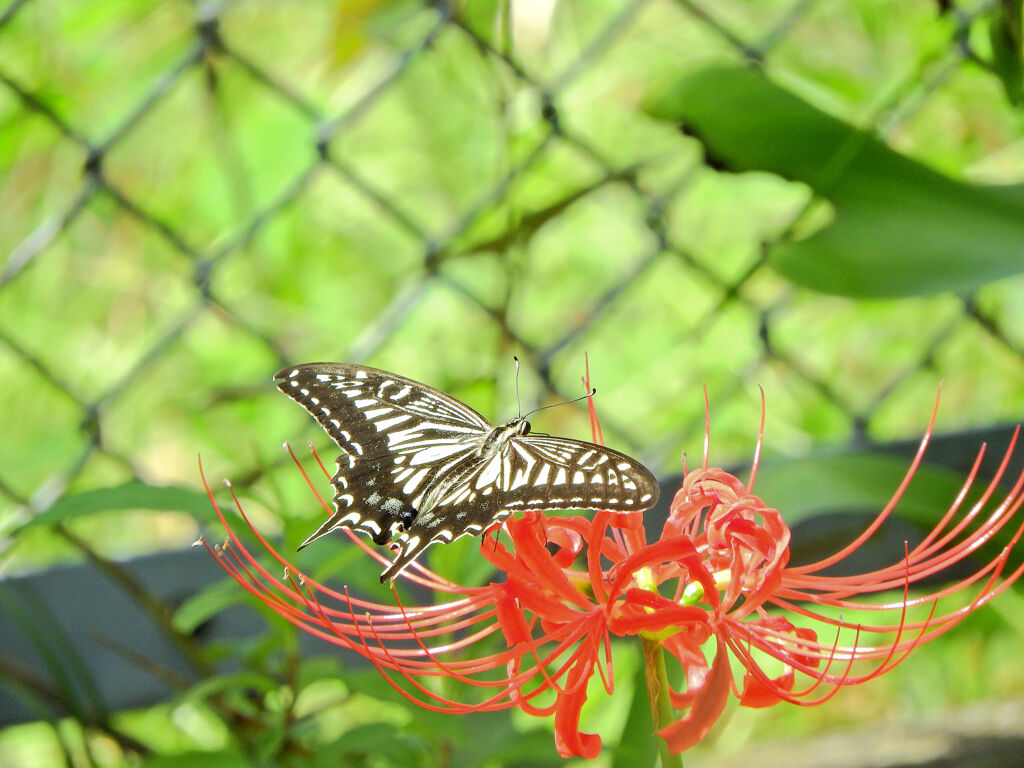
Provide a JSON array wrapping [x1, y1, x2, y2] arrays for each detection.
[[426, 533, 495, 587], [610, 664, 659, 768], [12, 482, 217, 534], [989, 0, 1024, 105], [178, 671, 280, 708], [339, 667, 412, 703], [172, 577, 249, 634], [314, 723, 427, 768], [138, 750, 250, 768], [645, 66, 1024, 297], [0, 585, 105, 721]]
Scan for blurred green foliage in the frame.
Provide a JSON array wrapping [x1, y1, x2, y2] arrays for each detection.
[[2, 0, 1024, 766]]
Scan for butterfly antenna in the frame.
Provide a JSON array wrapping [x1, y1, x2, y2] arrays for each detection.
[[522, 388, 597, 420], [513, 356, 522, 418]]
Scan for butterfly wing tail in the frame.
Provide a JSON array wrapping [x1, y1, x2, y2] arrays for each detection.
[[297, 514, 343, 550], [379, 534, 435, 584]]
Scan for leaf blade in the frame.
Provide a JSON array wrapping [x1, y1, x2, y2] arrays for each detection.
[[646, 66, 1024, 297]]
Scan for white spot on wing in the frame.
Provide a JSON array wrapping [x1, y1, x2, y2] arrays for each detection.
[[510, 469, 530, 490], [375, 414, 412, 431], [410, 443, 470, 465], [476, 454, 501, 489], [502, 453, 512, 490], [535, 464, 550, 486], [440, 484, 470, 506], [553, 468, 567, 486], [403, 468, 429, 494]]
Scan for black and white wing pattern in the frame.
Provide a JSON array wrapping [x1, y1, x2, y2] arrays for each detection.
[[275, 363, 491, 550], [275, 363, 658, 582]]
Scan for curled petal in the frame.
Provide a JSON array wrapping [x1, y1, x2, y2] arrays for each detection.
[[659, 636, 732, 753], [494, 592, 531, 647], [553, 635, 603, 759], [739, 667, 795, 708]]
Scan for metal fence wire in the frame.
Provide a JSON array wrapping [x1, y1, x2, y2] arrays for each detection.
[[2, 0, 1023, 566]]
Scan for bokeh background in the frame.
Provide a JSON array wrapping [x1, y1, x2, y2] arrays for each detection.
[[2, 0, 1024, 766]]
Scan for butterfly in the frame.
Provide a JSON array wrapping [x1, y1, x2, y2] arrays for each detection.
[[275, 363, 659, 582]]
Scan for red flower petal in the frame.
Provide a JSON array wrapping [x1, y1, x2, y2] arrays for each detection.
[[553, 635, 603, 759], [658, 636, 732, 753]]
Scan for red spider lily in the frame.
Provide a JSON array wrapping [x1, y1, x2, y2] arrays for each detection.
[[201, 387, 1024, 761]]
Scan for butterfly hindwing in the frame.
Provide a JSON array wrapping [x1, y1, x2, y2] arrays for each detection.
[[504, 435, 658, 511], [426, 435, 657, 517]]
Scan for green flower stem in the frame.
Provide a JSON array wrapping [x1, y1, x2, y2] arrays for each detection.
[[642, 637, 684, 768]]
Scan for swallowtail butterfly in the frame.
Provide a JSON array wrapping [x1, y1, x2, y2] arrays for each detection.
[[276, 363, 659, 582]]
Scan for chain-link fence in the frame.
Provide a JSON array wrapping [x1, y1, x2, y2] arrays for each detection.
[[4, 0, 1022, 537], [2, 0, 1024, 761]]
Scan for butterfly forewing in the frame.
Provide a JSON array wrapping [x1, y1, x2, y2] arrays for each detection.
[[275, 363, 488, 540], [275, 363, 658, 582]]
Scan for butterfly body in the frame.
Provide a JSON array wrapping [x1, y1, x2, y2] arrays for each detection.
[[275, 363, 658, 581]]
